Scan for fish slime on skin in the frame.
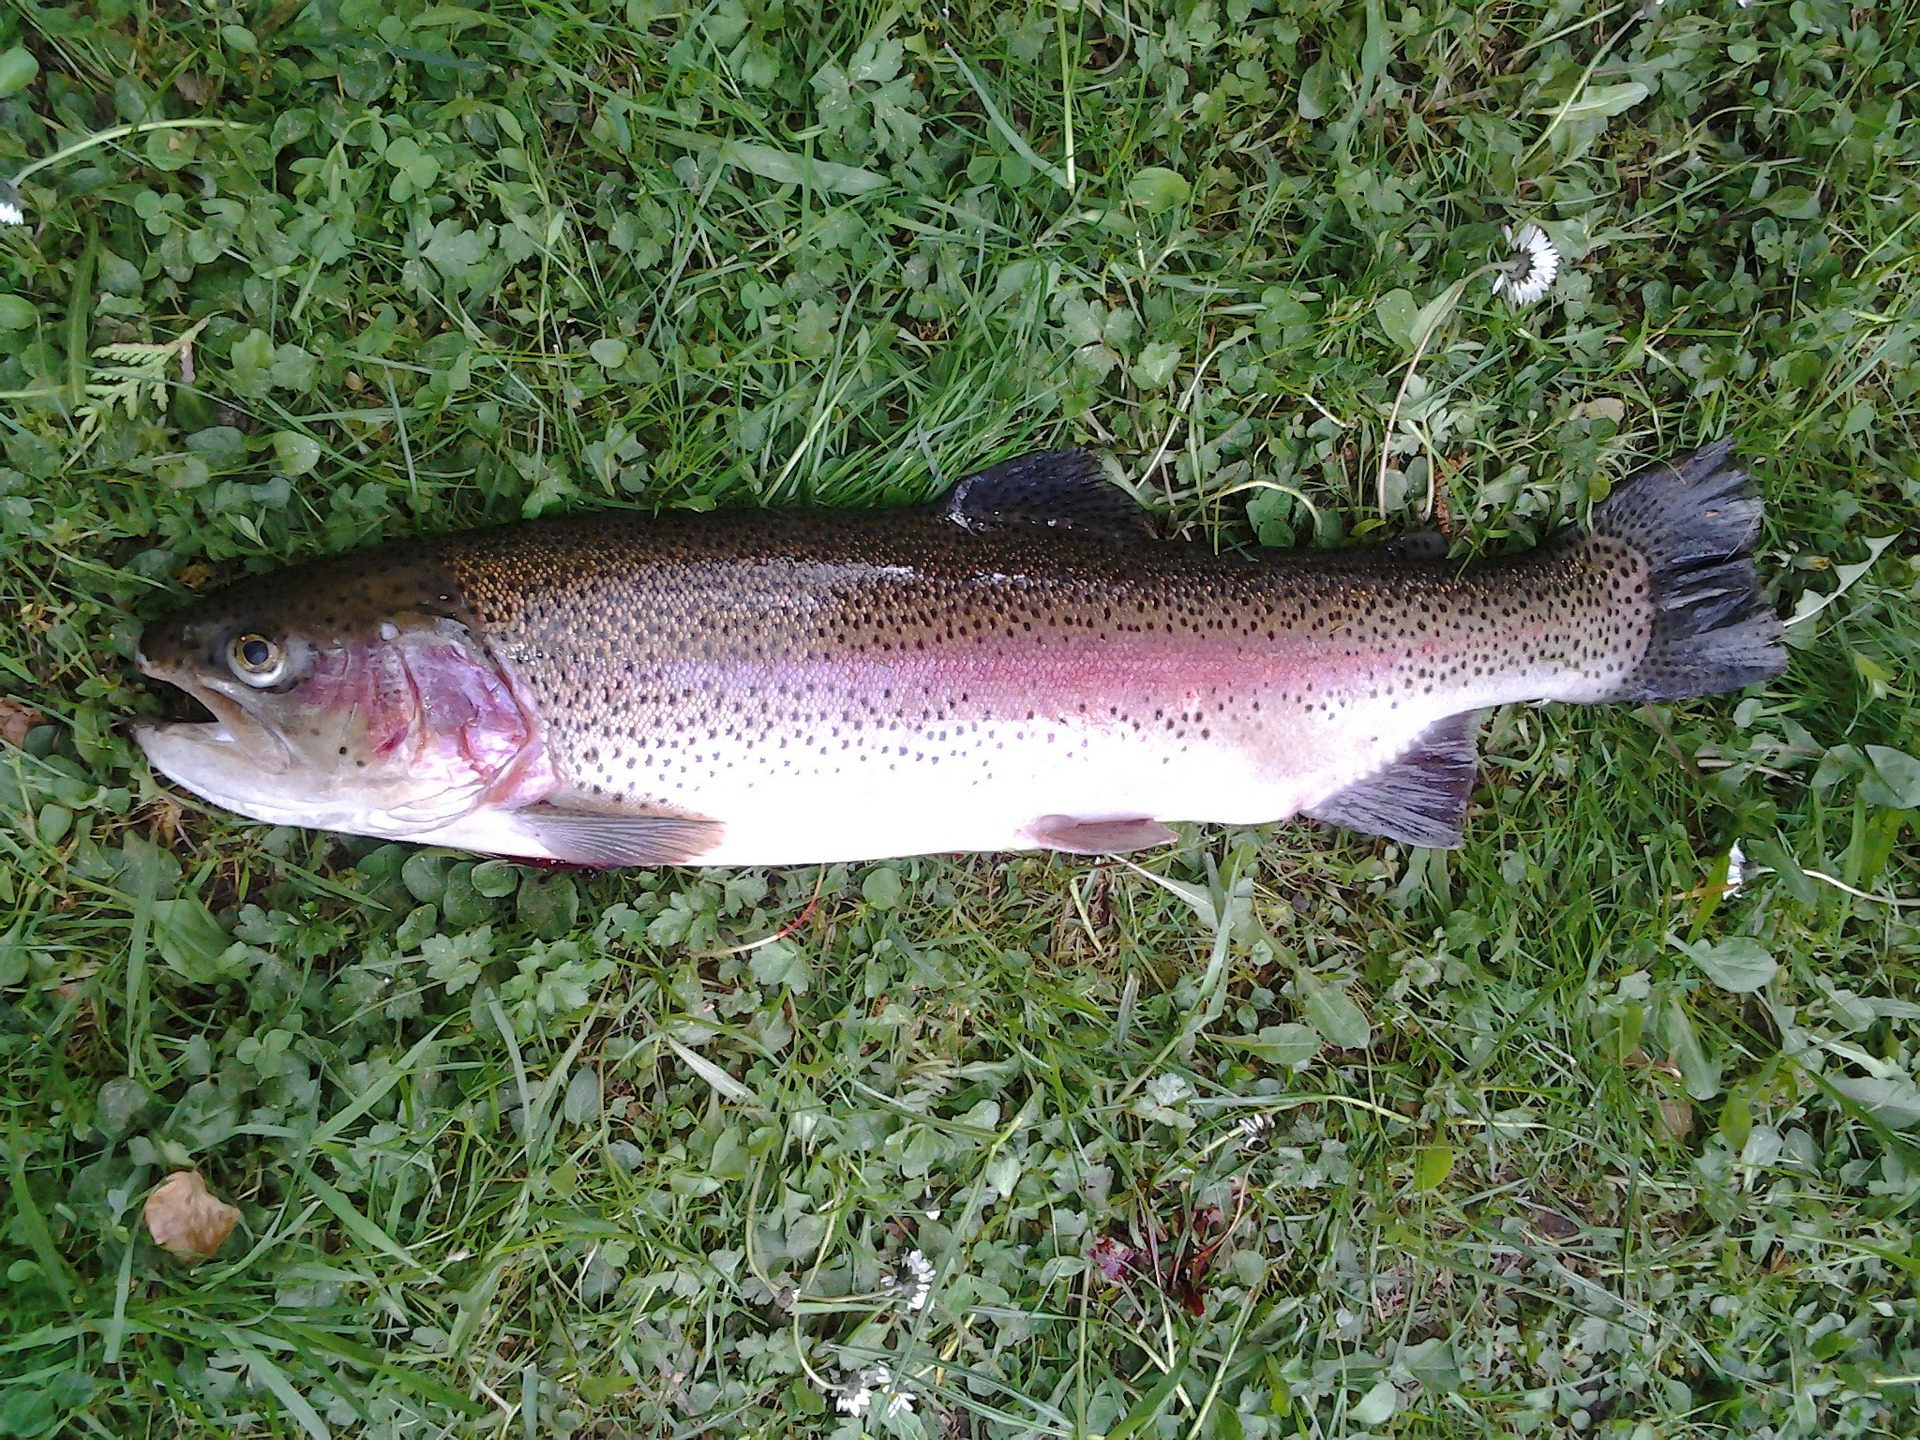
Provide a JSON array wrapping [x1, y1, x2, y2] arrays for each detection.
[[133, 444, 1784, 866]]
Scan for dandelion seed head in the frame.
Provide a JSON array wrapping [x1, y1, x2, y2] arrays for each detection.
[[1494, 223, 1560, 307]]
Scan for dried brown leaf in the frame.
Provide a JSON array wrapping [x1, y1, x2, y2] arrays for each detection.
[[1659, 1097, 1695, 1142], [1528, 1206, 1581, 1243], [144, 1170, 240, 1261], [0, 696, 42, 749]]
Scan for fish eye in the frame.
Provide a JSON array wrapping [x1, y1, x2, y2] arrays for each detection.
[[227, 633, 288, 686]]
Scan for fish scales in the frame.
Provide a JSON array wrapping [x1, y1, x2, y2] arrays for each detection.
[[132, 443, 1785, 864], [427, 511, 1633, 864]]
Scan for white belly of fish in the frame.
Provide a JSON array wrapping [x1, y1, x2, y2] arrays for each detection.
[[677, 717, 1279, 866], [416, 696, 1458, 867]]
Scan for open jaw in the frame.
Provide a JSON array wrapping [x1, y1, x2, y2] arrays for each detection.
[[138, 654, 301, 765], [130, 643, 560, 840], [131, 654, 319, 825]]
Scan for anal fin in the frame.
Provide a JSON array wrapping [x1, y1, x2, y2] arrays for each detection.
[[1028, 815, 1178, 855], [510, 805, 724, 867], [1303, 711, 1484, 850]]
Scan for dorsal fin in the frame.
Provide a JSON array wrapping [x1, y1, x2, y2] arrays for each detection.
[[1384, 530, 1450, 562], [1304, 711, 1484, 849], [942, 450, 1155, 541]]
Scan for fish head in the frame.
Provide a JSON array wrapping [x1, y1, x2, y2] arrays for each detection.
[[134, 552, 551, 837]]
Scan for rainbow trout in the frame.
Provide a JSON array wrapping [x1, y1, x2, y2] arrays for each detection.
[[134, 442, 1783, 866]]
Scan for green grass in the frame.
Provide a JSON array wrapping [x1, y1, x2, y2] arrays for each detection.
[[2, 0, 1918, 1435]]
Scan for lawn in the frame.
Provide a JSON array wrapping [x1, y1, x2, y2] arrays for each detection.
[[2, 0, 1918, 1435]]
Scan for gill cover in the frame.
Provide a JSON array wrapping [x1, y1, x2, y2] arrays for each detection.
[[133, 548, 552, 837]]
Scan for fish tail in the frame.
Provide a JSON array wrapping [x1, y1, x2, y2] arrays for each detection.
[[1585, 438, 1785, 702]]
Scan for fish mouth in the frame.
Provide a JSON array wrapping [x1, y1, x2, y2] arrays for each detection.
[[133, 651, 295, 779], [131, 646, 521, 840]]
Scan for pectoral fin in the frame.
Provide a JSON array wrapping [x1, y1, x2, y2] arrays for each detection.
[[1304, 711, 1483, 849], [1028, 815, 1179, 855], [510, 805, 724, 867]]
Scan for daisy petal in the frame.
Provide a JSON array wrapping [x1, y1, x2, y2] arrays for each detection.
[[1495, 223, 1561, 308]]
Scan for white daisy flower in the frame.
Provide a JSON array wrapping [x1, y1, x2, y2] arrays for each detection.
[[1237, 1112, 1274, 1151], [0, 180, 24, 227], [832, 1363, 920, 1420], [888, 1249, 936, 1312], [834, 1364, 891, 1416], [1725, 841, 1748, 896], [1493, 223, 1560, 307]]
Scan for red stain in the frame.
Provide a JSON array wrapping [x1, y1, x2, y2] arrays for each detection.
[[1092, 1187, 1245, 1316], [520, 856, 602, 876]]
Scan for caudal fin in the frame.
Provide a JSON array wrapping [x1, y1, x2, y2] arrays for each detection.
[[1588, 438, 1785, 702]]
